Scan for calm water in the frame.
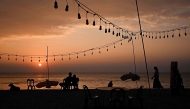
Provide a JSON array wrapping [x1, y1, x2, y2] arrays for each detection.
[[0, 72, 189, 90]]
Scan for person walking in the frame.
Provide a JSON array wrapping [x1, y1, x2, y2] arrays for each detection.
[[151, 66, 163, 89]]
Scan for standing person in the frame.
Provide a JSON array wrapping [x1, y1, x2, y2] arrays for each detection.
[[151, 66, 163, 89], [108, 81, 113, 87]]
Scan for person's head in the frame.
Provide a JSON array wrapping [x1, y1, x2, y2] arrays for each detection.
[[73, 74, 76, 78], [69, 72, 72, 76], [154, 66, 158, 70]]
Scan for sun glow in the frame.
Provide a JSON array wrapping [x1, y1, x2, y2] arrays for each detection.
[[38, 63, 42, 66]]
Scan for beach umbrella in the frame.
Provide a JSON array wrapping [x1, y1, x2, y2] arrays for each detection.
[[120, 72, 140, 81], [36, 79, 59, 88]]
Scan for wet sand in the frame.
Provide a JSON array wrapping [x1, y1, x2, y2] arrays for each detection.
[[0, 88, 189, 109]]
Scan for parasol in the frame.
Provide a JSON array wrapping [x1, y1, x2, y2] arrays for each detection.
[[36, 79, 59, 88], [120, 72, 140, 81]]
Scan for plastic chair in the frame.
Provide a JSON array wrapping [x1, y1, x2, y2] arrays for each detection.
[[83, 85, 100, 109], [128, 85, 143, 108], [110, 88, 125, 108]]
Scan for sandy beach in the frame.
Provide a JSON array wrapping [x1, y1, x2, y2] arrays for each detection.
[[0, 88, 189, 109]]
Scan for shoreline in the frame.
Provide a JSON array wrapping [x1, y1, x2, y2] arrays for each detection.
[[0, 88, 189, 109]]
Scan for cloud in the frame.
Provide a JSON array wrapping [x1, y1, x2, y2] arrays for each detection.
[[0, 0, 189, 39]]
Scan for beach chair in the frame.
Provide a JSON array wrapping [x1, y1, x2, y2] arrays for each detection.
[[109, 88, 125, 108], [83, 85, 100, 109], [128, 85, 143, 109]]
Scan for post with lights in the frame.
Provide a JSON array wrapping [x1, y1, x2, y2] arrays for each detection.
[[135, 0, 151, 95]]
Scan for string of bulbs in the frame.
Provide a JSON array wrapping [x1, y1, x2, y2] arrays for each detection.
[[53, 0, 189, 40], [0, 38, 131, 62]]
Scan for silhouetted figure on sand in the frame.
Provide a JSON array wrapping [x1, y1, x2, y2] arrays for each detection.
[[8, 83, 20, 91], [176, 73, 186, 94], [72, 74, 79, 89], [108, 81, 113, 87], [151, 66, 163, 89]]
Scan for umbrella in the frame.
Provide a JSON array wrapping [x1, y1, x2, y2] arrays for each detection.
[[36, 79, 59, 88], [120, 72, 140, 81]]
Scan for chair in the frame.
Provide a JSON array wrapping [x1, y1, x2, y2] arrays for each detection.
[[128, 85, 143, 109], [83, 85, 100, 109], [110, 88, 125, 108]]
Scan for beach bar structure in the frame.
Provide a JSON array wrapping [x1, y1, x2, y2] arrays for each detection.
[[170, 61, 179, 95]]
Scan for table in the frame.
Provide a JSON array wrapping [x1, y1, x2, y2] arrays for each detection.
[[96, 87, 129, 107]]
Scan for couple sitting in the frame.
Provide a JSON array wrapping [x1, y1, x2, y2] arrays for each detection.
[[60, 72, 79, 90]]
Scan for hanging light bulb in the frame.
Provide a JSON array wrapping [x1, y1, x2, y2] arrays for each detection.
[[46, 56, 48, 62], [8, 55, 10, 60], [23, 56, 24, 62], [114, 43, 116, 48], [91, 49, 93, 55], [149, 32, 150, 38], [15, 55, 17, 61], [185, 28, 187, 36], [167, 31, 169, 38], [108, 23, 110, 33], [84, 51, 86, 56], [0, 55, 1, 59], [31, 57, 32, 62], [146, 32, 147, 37], [172, 30, 174, 37], [38, 57, 40, 62], [107, 46, 108, 51], [99, 48, 101, 53], [99, 18, 102, 30], [54, 0, 58, 9], [78, 4, 81, 19], [86, 11, 89, 25], [77, 53, 78, 58], [69, 54, 71, 60], [118, 28, 120, 36], [163, 31, 165, 38], [54, 55, 55, 61], [178, 29, 181, 37], [65, 0, 69, 11], [116, 28, 118, 36], [112, 25, 115, 35], [93, 14, 96, 26], [105, 22, 107, 33], [121, 40, 122, 45]]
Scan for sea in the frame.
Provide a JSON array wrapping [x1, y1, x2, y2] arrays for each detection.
[[0, 72, 189, 90]]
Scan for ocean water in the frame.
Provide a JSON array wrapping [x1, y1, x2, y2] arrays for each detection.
[[0, 72, 189, 90]]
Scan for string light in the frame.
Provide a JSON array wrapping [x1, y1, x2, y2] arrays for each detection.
[[77, 53, 78, 58], [54, 55, 55, 61], [112, 25, 115, 35], [107, 46, 108, 51], [8, 55, 10, 60], [108, 23, 110, 33], [84, 51, 86, 56], [99, 48, 101, 53], [38, 57, 40, 62], [172, 30, 174, 37], [185, 28, 187, 36], [31, 57, 32, 62], [69, 54, 71, 60], [178, 29, 181, 37], [62, 55, 63, 60], [105, 22, 107, 33], [114, 43, 116, 48], [91, 49, 94, 55]]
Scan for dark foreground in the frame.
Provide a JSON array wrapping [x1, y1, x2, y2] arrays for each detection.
[[0, 88, 189, 109]]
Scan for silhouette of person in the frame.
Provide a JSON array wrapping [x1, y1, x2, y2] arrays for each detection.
[[176, 73, 186, 94], [65, 72, 73, 90], [108, 81, 113, 87], [151, 66, 163, 89], [72, 74, 79, 89]]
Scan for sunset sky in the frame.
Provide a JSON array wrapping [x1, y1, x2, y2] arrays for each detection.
[[0, 0, 190, 73]]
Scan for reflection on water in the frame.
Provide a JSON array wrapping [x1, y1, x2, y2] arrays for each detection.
[[0, 72, 189, 90]]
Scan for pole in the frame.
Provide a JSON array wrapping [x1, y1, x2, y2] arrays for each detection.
[[135, 0, 151, 95], [47, 46, 49, 80], [131, 40, 138, 89]]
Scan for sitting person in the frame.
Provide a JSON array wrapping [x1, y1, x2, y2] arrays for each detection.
[[8, 83, 20, 91], [108, 81, 113, 87], [72, 74, 79, 89], [64, 72, 73, 90]]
